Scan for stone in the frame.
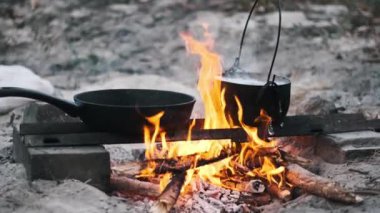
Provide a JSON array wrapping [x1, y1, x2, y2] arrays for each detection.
[[315, 131, 380, 164], [70, 8, 91, 19], [25, 146, 110, 191], [265, 11, 314, 29], [0, 65, 55, 114], [13, 128, 111, 192], [295, 95, 337, 115], [12, 103, 110, 191], [105, 143, 145, 162], [308, 4, 349, 19], [108, 4, 138, 16]]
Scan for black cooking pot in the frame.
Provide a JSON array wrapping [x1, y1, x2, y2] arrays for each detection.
[[0, 87, 195, 134], [220, 0, 290, 126], [220, 73, 291, 126]]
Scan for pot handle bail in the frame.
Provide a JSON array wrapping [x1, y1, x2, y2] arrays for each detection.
[[227, 0, 282, 81]]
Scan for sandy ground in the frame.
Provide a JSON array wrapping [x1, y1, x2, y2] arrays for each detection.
[[0, 0, 380, 212], [1, 1, 379, 116]]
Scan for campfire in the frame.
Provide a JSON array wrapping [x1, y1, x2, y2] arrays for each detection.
[[110, 28, 363, 212]]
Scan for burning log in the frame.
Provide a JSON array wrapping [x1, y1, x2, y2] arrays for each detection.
[[267, 183, 292, 202], [286, 164, 363, 204], [113, 152, 234, 177], [150, 172, 186, 213], [153, 151, 233, 174], [110, 175, 161, 197], [222, 179, 266, 194], [245, 179, 266, 194]]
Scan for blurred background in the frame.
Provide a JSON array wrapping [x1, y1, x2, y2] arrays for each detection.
[[0, 2, 379, 212], [0, 0, 379, 117]]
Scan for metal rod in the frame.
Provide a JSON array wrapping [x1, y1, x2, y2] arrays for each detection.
[[235, 0, 260, 67], [267, 0, 282, 82]]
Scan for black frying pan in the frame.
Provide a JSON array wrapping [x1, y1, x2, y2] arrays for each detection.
[[0, 87, 195, 134]]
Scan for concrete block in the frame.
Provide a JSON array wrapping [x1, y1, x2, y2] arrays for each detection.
[[25, 146, 110, 192], [315, 131, 380, 164]]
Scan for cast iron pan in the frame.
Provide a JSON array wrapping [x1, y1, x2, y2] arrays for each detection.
[[0, 87, 195, 134]]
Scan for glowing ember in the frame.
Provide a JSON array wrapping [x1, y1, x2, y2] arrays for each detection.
[[139, 25, 286, 194]]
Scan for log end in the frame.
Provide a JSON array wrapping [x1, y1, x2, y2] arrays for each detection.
[[355, 195, 364, 204], [245, 180, 266, 194], [150, 201, 171, 213]]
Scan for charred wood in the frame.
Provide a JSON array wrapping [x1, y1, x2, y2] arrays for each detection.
[[222, 178, 265, 194], [267, 183, 292, 202], [110, 175, 160, 197], [111, 151, 233, 179], [153, 151, 234, 174], [150, 172, 186, 213]]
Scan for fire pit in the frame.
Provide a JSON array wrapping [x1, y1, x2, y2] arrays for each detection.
[[13, 102, 380, 212], [8, 1, 380, 212]]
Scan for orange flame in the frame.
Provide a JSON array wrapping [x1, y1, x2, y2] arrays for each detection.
[[139, 25, 286, 194]]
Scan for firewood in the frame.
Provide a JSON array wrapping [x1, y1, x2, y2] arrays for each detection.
[[286, 164, 363, 204], [255, 147, 280, 156], [112, 151, 233, 180], [267, 183, 292, 202], [110, 175, 160, 197], [111, 161, 142, 177], [222, 179, 266, 194], [280, 150, 311, 166], [279, 150, 320, 174], [153, 151, 233, 174], [231, 161, 251, 173], [353, 188, 380, 196], [150, 172, 186, 213]]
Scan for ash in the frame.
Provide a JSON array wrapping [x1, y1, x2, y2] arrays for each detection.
[[114, 176, 251, 213], [175, 179, 246, 213]]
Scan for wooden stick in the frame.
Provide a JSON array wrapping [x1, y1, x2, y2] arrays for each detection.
[[267, 183, 292, 202], [280, 150, 312, 166], [353, 187, 380, 196], [110, 175, 160, 197], [111, 151, 234, 181], [150, 172, 186, 213], [110, 148, 315, 178], [362, 58, 380, 63], [286, 164, 363, 204], [279, 150, 320, 174], [111, 161, 142, 177], [153, 151, 233, 174], [222, 179, 266, 194]]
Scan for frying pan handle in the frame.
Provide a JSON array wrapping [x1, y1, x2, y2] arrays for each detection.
[[0, 87, 80, 117]]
